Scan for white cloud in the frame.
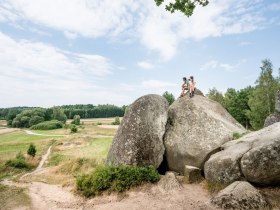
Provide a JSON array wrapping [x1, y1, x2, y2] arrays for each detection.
[[200, 60, 218, 71], [64, 31, 77, 40], [0, 0, 138, 38], [201, 59, 247, 72], [0, 32, 119, 107], [0, 0, 272, 60], [141, 80, 176, 89], [137, 61, 154, 69]]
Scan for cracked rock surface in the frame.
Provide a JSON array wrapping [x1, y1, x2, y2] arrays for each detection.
[[211, 181, 268, 210], [106, 94, 169, 168], [205, 122, 280, 185], [164, 95, 245, 173]]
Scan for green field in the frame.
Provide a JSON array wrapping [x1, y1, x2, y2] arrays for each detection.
[[0, 131, 61, 162], [0, 118, 117, 192]]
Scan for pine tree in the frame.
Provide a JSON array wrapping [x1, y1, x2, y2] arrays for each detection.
[[27, 143, 36, 157]]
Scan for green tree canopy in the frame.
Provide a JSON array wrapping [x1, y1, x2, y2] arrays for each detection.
[[154, 0, 209, 17], [206, 87, 225, 106], [247, 59, 279, 130]]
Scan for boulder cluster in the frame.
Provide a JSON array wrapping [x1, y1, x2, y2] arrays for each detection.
[[106, 91, 280, 209]]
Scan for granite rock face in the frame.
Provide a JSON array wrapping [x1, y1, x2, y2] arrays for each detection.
[[211, 181, 268, 210], [164, 95, 245, 173], [205, 122, 280, 185], [106, 94, 169, 168]]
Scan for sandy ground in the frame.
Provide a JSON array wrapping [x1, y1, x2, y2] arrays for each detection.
[[97, 125, 119, 129], [3, 179, 216, 210], [1, 139, 217, 210], [0, 128, 19, 134], [24, 130, 67, 137]]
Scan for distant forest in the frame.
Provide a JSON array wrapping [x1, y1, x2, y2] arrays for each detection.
[[0, 104, 127, 121]]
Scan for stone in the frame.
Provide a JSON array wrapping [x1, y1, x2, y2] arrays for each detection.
[[106, 94, 169, 168], [205, 122, 280, 185], [164, 95, 245, 173], [158, 171, 182, 191], [184, 165, 203, 183], [276, 90, 280, 113], [211, 181, 268, 210], [264, 112, 280, 127]]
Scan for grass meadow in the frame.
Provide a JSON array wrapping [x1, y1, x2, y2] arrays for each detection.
[[1, 118, 118, 188]]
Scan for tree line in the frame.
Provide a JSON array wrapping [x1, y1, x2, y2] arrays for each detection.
[[207, 59, 280, 130], [0, 104, 126, 128]]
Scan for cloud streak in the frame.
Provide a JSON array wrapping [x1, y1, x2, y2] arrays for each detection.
[[0, 0, 274, 60]]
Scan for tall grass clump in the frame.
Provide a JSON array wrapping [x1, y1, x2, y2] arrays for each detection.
[[30, 120, 63, 130], [76, 165, 160, 197]]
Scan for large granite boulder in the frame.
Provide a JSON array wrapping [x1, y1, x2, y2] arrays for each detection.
[[106, 94, 169, 168], [211, 181, 268, 210], [164, 95, 245, 173], [205, 122, 280, 185]]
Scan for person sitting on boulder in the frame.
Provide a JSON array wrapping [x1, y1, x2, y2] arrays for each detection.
[[189, 76, 196, 97], [180, 77, 189, 97]]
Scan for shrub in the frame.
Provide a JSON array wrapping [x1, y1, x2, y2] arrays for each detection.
[[70, 125, 78, 133], [97, 122, 102, 125], [27, 143, 36, 157], [111, 117, 120, 125], [76, 165, 160, 197], [30, 120, 63, 130], [5, 152, 31, 169], [71, 115, 80, 125], [232, 132, 248, 140]]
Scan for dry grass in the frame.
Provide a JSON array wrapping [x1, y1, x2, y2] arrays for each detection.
[[0, 184, 30, 209], [201, 180, 229, 195], [259, 187, 280, 210], [0, 120, 7, 127]]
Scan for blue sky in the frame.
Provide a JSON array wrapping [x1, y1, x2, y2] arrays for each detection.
[[0, 0, 280, 108]]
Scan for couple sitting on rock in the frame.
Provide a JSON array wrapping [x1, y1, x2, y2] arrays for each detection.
[[180, 76, 195, 98]]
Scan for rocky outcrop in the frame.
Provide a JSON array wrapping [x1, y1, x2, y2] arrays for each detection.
[[205, 122, 280, 185], [211, 181, 268, 210], [276, 90, 280, 113], [264, 112, 280, 127], [158, 172, 182, 191], [264, 90, 280, 127], [106, 94, 169, 168], [164, 95, 245, 173]]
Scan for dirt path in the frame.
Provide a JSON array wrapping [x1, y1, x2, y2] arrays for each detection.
[[25, 130, 67, 137], [0, 128, 19, 134], [21, 145, 53, 179], [2, 144, 216, 210]]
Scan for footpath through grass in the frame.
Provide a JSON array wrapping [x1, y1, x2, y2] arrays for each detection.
[[0, 131, 61, 162]]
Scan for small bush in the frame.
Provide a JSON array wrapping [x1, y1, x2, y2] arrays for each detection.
[[111, 117, 120, 125], [70, 125, 78, 133], [5, 152, 31, 169], [71, 115, 81, 125], [97, 122, 102, 125], [30, 120, 63, 130], [27, 143, 36, 157], [76, 165, 160, 197], [232, 132, 248, 140]]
